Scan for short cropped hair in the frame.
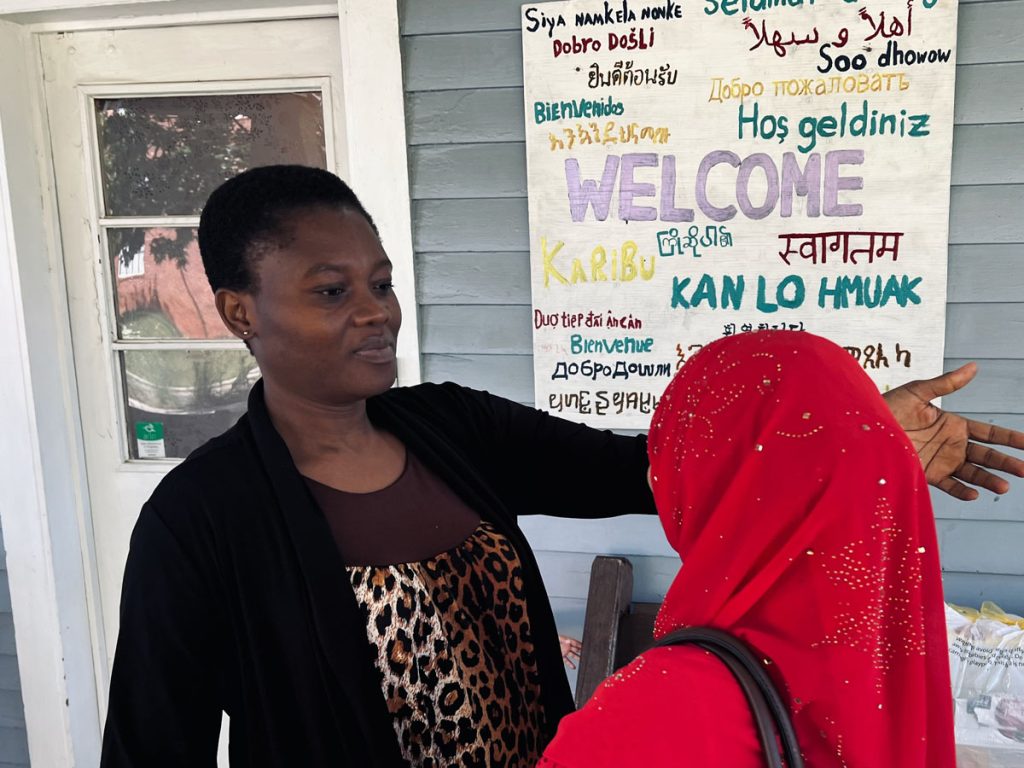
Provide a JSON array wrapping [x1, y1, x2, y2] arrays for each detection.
[[197, 165, 377, 293]]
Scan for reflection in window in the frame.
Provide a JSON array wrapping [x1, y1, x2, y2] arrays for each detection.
[[95, 92, 327, 216], [109, 227, 231, 340], [122, 349, 259, 459]]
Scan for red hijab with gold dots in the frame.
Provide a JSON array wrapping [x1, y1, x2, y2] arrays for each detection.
[[646, 331, 954, 767]]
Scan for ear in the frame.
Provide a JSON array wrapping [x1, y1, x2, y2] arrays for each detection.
[[646, 465, 653, 491], [215, 288, 256, 342]]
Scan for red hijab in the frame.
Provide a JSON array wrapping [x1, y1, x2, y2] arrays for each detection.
[[542, 331, 955, 767]]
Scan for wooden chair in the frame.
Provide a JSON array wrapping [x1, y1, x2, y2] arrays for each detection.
[[574, 555, 659, 707]]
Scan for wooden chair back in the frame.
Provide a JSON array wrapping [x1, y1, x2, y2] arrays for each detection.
[[574, 555, 659, 707]]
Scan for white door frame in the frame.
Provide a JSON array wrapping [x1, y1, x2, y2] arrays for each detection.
[[0, 2, 418, 765]]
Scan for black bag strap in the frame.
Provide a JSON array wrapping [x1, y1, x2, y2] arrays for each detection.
[[652, 627, 804, 768]]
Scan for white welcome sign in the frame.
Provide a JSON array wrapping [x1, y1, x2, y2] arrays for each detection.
[[522, 0, 958, 427]]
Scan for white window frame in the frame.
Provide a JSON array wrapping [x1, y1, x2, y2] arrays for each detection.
[[82, 77, 340, 466]]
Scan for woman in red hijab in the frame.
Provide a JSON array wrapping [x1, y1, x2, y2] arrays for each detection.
[[539, 331, 956, 767]]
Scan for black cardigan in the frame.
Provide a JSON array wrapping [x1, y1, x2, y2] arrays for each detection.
[[100, 380, 654, 767]]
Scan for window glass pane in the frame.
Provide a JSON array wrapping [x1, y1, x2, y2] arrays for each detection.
[[109, 227, 233, 340], [95, 92, 326, 216], [122, 349, 259, 459]]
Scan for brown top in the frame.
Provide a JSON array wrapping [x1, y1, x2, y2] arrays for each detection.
[[303, 451, 481, 566]]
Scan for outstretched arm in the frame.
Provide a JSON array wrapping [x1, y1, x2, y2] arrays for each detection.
[[883, 362, 1024, 500]]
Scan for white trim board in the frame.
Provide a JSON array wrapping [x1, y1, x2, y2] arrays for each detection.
[[4, 0, 336, 30], [1, 0, 167, 14], [0, 19, 103, 768], [338, 0, 422, 386]]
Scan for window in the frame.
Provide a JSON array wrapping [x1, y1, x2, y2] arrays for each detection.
[[92, 89, 329, 459]]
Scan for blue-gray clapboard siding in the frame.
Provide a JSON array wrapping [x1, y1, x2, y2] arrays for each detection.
[[0, 532, 30, 768], [399, 0, 1024, 638]]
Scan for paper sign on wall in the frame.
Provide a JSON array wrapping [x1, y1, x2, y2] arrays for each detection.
[[522, 0, 958, 428]]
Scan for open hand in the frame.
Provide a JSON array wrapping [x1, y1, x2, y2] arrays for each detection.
[[559, 635, 582, 669], [883, 362, 1024, 500]]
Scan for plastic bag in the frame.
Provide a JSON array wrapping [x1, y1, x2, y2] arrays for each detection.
[[947, 602, 1024, 767]]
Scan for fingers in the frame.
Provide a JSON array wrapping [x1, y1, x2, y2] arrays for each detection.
[[910, 362, 978, 401], [559, 636, 582, 669], [967, 418, 1024, 452], [936, 475, 980, 501], [954, 461, 1011, 495], [966, 441, 1024, 479]]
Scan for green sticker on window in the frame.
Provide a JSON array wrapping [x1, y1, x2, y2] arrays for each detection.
[[135, 422, 164, 440], [135, 422, 166, 459]]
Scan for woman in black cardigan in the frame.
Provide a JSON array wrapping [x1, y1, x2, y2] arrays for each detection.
[[99, 166, 1024, 768]]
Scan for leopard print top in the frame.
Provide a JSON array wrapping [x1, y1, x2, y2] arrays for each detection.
[[348, 522, 546, 767]]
